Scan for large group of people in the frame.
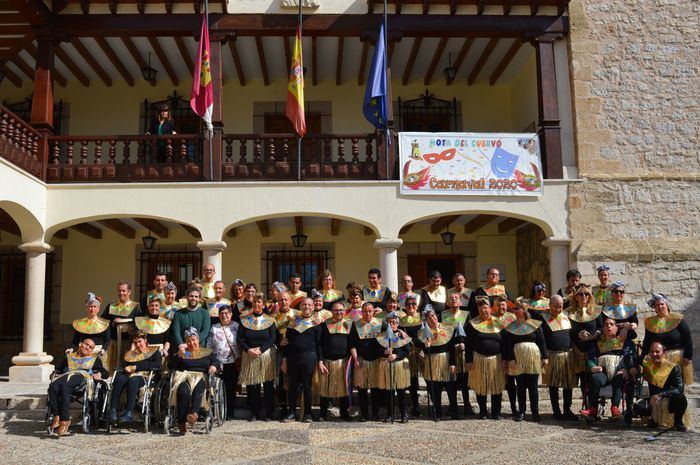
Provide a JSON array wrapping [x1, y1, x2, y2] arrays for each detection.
[[48, 263, 693, 436]]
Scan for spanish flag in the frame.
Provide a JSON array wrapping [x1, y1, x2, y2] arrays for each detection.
[[190, 16, 214, 138], [286, 26, 306, 137]]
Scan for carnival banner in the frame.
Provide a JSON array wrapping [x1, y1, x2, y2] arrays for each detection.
[[398, 132, 543, 196]]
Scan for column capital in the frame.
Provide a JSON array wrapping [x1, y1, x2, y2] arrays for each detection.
[[541, 238, 570, 248], [373, 238, 403, 250], [197, 240, 227, 252], [19, 242, 53, 254]]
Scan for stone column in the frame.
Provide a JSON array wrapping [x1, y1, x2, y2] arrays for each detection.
[[197, 240, 227, 281], [9, 242, 54, 382], [374, 238, 403, 293], [542, 238, 570, 294]]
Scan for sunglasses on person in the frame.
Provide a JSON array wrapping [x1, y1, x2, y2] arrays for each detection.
[[612, 290, 625, 294], [405, 302, 417, 307]]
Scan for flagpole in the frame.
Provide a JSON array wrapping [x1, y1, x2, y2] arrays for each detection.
[[297, 0, 303, 181], [205, 0, 213, 181], [383, 0, 390, 179]]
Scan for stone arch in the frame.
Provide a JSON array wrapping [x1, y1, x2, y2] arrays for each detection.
[[0, 200, 44, 243]]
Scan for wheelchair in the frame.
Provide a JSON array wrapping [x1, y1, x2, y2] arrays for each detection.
[[583, 371, 639, 426], [45, 372, 108, 435], [105, 370, 160, 433], [161, 371, 225, 434]]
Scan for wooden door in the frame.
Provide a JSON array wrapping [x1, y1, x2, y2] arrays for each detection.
[[264, 113, 322, 162], [407, 255, 462, 288]]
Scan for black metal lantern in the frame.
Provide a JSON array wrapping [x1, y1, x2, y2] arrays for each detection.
[[443, 52, 456, 82], [141, 52, 158, 83], [440, 226, 455, 246], [142, 229, 157, 250], [291, 232, 308, 248]]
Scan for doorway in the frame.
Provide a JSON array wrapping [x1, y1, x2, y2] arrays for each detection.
[[407, 254, 462, 288]]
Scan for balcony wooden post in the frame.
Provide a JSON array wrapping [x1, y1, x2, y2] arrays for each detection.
[[30, 34, 55, 180], [531, 34, 563, 179]]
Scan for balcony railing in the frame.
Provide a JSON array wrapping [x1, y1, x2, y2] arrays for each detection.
[[0, 105, 390, 183]]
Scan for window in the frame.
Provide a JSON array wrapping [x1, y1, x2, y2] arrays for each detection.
[[141, 91, 202, 162], [0, 250, 53, 339], [138, 250, 202, 298], [407, 254, 463, 289], [265, 249, 329, 294], [264, 112, 323, 162], [398, 90, 458, 132], [3, 97, 68, 134]]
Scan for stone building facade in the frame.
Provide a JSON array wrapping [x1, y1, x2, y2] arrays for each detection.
[[567, 0, 699, 363]]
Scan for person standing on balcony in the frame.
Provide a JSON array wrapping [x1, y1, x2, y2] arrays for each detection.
[[363, 268, 391, 312], [419, 270, 447, 316], [467, 267, 509, 318], [145, 103, 177, 163]]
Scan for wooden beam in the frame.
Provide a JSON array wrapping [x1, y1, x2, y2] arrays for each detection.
[[497, 217, 526, 233], [254, 36, 269, 86], [557, 0, 567, 15], [467, 37, 499, 85], [477, 0, 485, 15], [54, 229, 69, 239], [25, 43, 67, 86], [256, 220, 270, 237], [387, 39, 396, 65], [335, 36, 343, 85], [0, 65, 22, 87], [52, 0, 68, 13], [399, 224, 413, 235], [228, 37, 245, 86], [422, 0, 429, 15], [311, 35, 317, 86], [463, 214, 496, 234], [430, 215, 460, 234], [0, 38, 24, 48], [71, 38, 112, 86], [109, 0, 118, 14], [52, 14, 570, 39], [364, 226, 373, 236], [94, 37, 134, 86], [489, 39, 521, 85], [164, 0, 173, 14], [71, 223, 103, 239], [54, 45, 91, 86], [7, 0, 52, 25], [173, 36, 194, 76], [402, 37, 422, 85], [181, 224, 201, 239], [0, 25, 31, 34], [226, 227, 236, 238], [330, 219, 340, 236], [9, 54, 33, 80], [294, 216, 304, 235], [80, 0, 89, 14], [357, 39, 369, 86], [121, 37, 155, 86], [137, 0, 145, 14], [423, 36, 448, 85], [0, 14, 30, 24], [503, 0, 512, 15], [148, 36, 178, 86], [449, 0, 456, 15], [98, 219, 135, 239], [283, 35, 290, 69], [134, 218, 169, 238], [530, 0, 540, 15]]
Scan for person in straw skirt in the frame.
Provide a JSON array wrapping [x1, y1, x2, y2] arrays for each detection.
[[465, 296, 506, 419], [642, 293, 693, 386], [376, 311, 412, 423], [238, 292, 277, 421], [502, 297, 548, 422], [567, 283, 602, 409], [538, 294, 578, 421], [398, 295, 423, 417], [416, 305, 459, 420], [442, 292, 474, 416], [318, 301, 352, 421], [349, 301, 383, 421], [281, 297, 322, 423], [580, 317, 635, 420]]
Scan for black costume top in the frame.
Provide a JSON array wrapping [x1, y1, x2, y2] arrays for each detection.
[[349, 319, 383, 361], [464, 317, 503, 361], [71, 317, 111, 351], [238, 313, 277, 355], [537, 312, 572, 352], [283, 318, 322, 359], [168, 348, 221, 372], [319, 320, 351, 361], [467, 284, 509, 318], [641, 314, 693, 359]]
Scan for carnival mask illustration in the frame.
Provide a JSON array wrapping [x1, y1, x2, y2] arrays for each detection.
[[490, 147, 519, 178]]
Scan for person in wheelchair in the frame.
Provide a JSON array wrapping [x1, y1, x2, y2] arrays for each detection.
[[580, 317, 635, 420], [632, 341, 688, 432], [168, 327, 221, 434], [48, 338, 108, 436], [109, 330, 162, 423]]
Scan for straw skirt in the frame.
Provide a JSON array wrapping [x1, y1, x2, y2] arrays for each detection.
[[238, 347, 276, 386], [318, 358, 348, 398], [510, 342, 542, 376], [421, 352, 451, 382], [169, 370, 207, 409], [597, 354, 622, 381], [666, 349, 694, 385], [353, 357, 379, 389], [407, 346, 423, 377], [542, 350, 577, 389], [570, 346, 587, 375], [377, 358, 411, 390], [469, 352, 505, 396], [651, 397, 691, 428]]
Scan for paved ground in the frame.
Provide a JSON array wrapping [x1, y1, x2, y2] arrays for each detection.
[[1, 380, 699, 465]]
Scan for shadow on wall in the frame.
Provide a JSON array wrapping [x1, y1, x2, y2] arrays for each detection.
[[682, 287, 700, 376]]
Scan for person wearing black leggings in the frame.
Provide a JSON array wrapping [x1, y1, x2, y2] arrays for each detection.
[[109, 330, 162, 422], [399, 296, 423, 417], [376, 312, 412, 423], [349, 302, 383, 421], [318, 302, 352, 421], [282, 297, 322, 422], [238, 293, 278, 421], [503, 299, 548, 422], [442, 292, 474, 416]]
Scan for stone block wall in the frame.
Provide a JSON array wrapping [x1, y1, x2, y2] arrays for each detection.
[[568, 0, 699, 369]]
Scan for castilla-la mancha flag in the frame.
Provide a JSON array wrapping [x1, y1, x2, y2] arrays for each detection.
[[286, 26, 306, 137], [191, 16, 214, 138]]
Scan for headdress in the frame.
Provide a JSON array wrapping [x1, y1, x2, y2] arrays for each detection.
[[647, 293, 669, 308], [184, 327, 199, 339], [596, 264, 610, 273]]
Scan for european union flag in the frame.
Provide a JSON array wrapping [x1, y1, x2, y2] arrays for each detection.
[[362, 24, 387, 129]]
